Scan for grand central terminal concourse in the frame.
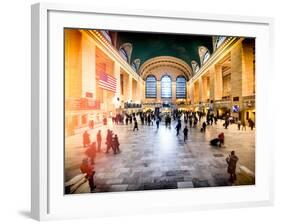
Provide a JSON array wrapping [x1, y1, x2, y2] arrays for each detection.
[[64, 29, 255, 194]]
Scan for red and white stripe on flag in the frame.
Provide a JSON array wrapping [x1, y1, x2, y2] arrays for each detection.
[[99, 73, 117, 92]]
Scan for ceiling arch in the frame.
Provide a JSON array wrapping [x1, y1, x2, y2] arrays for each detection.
[[139, 56, 192, 81]]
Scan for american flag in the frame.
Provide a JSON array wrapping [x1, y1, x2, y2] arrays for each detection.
[[99, 73, 117, 92]]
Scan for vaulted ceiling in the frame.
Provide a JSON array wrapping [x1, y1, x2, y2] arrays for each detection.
[[116, 31, 214, 69]]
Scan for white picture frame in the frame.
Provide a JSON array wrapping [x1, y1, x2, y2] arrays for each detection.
[[31, 2, 275, 221]]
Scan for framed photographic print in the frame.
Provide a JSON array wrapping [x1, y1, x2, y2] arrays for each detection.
[[31, 2, 274, 221]]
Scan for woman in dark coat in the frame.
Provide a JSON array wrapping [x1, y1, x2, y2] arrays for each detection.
[[226, 151, 239, 183]]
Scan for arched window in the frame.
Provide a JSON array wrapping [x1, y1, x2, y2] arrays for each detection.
[[198, 46, 211, 66], [119, 43, 133, 63], [119, 48, 129, 62], [131, 62, 137, 72], [215, 36, 227, 49], [176, 76, 186, 99], [146, 75, 157, 98], [131, 58, 141, 73], [191, 60, 200, 74], [100, 30, 112, 44], [202, 51, 210, 64], [161, 75, 172, 98]]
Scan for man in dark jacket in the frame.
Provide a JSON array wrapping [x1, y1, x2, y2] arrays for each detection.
[[175, 119, 182, 136]]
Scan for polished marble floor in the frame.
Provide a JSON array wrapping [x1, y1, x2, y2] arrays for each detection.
[[65, 116, 255, 193]]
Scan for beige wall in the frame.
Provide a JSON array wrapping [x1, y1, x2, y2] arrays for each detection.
[[65, 29, 82, 98], [194, 81, 199, 103], [242, 40, 255, 96], [81, 32, 96, 98]]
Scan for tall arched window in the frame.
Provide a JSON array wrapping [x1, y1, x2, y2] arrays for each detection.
[[161, 75, 172, 98], [131, 62, 137, 72], [119, 43, 132, 63], [191, 60, 200, 74], [215, 36, 227, 49], [119, 48, 129, 62], [198, 46, 211, 66], [176, 76, 186, 99], [202, 51, 210, 64], [146, 75, 157, 98]]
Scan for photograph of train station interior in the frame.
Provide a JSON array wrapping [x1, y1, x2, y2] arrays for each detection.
[[64, 29, 255, 194]]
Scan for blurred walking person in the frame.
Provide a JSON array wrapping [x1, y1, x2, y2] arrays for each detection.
[[175, 119, 182, 136], [156, 118, 160, 129], [85, 142, 96, 165], [112, 134, 120, 154], [96, 130, 102, 152], [106, 129, 113, 153], [83, 131, 90, 148], [183, 126, 188, 143], [226, 151, 239, 183], [80, 158, 96, 192], [133, 118, 139, 131]]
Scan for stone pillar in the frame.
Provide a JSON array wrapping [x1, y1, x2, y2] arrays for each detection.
[[242, 40, 255, 96], [102, 91, 108, 111], [172, 81, 176, 103], [198, 77, 203, 103], [186, 82, 190, 99], [190, 83, 194, 105], [202, 76, 207, 102], [132, 79, 137, 101], [114, 62, 121, 109], [214, 64, 223, 101], [138, 81, 144, 102], [128, 75, 133, 101], [156, 81, 161, 102], [231, 42, 243, 107], [209, 66, 215, 101], [81, 32, 96, 98]]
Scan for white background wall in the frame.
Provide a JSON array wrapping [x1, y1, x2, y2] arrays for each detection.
[[0, 0, 279, 223]]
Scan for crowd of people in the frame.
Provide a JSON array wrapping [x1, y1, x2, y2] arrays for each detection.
[[80, 128, 121, 192], [79, 109, 254, 191]]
